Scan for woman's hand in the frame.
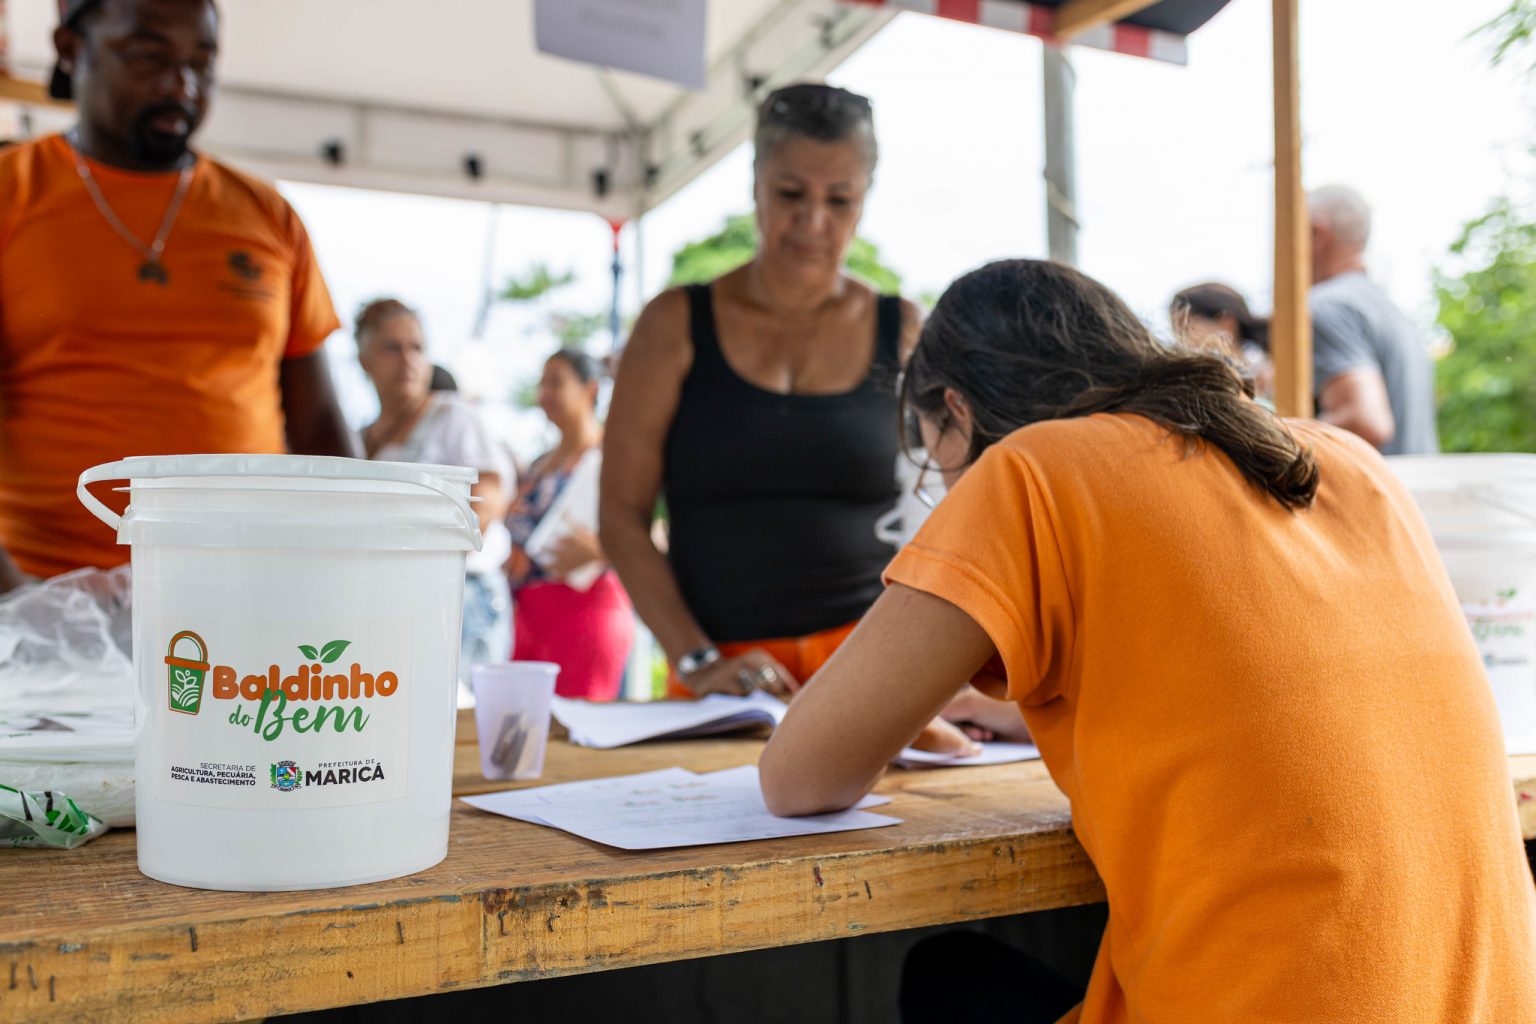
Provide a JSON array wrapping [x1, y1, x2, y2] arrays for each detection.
[[940, 684, 1032, 744], [545, 525, 603, 578], [909, 715, 983, 758], [683, 650, 799, 700], [502, 547, 533, 587]]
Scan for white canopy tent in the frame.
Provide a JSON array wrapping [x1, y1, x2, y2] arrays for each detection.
[[0, 0, 893, 219], [0, 0, 1308, 417]]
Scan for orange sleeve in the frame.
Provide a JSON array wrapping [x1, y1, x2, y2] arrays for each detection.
[[281, 203, 341, 360], [882, 445, 1075, 705]]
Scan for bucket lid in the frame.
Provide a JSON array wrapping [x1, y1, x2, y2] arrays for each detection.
[[1385, 453, 1536, 532], [77, 454, 483, 552], [1386, 453, 1536, 491]]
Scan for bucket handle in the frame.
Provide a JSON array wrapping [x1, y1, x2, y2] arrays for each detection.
[[77, 457, 483, 550]]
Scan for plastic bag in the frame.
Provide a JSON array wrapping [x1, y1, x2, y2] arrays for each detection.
[[0, 565, 133, 715], [0, 712, 135, 826], [0, 782, 108, 849], [0, 568, 135, 828]]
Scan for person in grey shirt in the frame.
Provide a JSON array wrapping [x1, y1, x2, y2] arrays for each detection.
[[1309, 185, 1439, 455]]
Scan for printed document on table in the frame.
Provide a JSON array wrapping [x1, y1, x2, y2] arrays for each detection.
[[460, 767, 697, 825], [893, 741, 1039, 769], [463, 765, 900, 850], [552, 692, 789, 749], [534, 765, 899, 850]]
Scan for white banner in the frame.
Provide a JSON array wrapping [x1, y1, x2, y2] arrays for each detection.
[[534, 0, 707, 90]]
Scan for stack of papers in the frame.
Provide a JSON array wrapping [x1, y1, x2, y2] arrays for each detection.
[[893, 741, 1040, 769], [462, 765, 900, 850], [0, 710, 136, 827], [552, 693, 789, 749]]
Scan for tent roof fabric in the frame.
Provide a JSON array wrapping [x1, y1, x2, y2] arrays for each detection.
[[1, 0, 1230, 216], [6, 0, 897, 216]]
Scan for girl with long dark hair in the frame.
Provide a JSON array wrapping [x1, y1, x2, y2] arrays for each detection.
[[762, 260, 1536, 1023]]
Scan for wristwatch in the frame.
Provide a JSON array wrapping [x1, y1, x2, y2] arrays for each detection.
[[676, 645, 721, 679]]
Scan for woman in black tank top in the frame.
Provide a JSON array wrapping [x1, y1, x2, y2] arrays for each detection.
[[601, 83, 921, 702]]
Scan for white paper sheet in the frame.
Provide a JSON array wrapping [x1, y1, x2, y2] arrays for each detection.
[[693, 764, 893, 810], [531, 766, 900, 850], [893, 741, 1040, 769], [552, 692, 788, 749], [462, 765, 900, 850], [522, 449, 603, 592], [460, 767, 696, 825], [0, 710, 135, 763]]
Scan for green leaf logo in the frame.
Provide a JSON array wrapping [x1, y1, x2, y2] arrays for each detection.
[[170, 668, 201, 711], [298, 645, 319, 661], [319, 640, 352, 664]]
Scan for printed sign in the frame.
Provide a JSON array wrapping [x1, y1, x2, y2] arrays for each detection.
[[148, 618, 412, 809], [1459, 582, 1536, 742], [534, 0, 707, 89]]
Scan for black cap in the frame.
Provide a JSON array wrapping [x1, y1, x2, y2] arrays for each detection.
[[48, 0, 106, 101]]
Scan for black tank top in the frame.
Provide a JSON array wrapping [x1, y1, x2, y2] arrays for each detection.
[[664, 283, 902, 643]]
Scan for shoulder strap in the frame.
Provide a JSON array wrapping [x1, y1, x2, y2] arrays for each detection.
[[686, 283, 722, 358], [874, 294, 903, 367], [683, 282, 731, 382]]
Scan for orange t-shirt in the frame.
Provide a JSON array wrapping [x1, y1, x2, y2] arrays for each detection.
[[0, 134, 340, 577], [885, 413, 1536, 1023]]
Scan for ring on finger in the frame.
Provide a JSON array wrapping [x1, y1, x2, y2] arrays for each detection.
[[737, 665, 778, 693]]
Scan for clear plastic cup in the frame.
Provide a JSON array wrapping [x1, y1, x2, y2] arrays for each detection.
[[471, 662, 560, 781]]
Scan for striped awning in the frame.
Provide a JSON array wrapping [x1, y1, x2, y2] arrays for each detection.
[[840, 0, 1233, 64]]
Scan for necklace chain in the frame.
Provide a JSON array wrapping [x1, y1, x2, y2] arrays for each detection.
[[66, 133, 194, 281]]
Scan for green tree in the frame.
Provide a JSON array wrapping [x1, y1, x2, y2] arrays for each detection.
[[500, 262, 575, 302], [667, 213, 903, 294], [1435, 201, 1536, 451], [499, 263, 607, 409], [500, 262, 606, 348], [1429, 5, 1536, 450], [1483, 1, 1536, 70]]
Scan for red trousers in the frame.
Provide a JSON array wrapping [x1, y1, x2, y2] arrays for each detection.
[[512, 570, 635, 701]]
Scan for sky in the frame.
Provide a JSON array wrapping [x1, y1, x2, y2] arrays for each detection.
[[279, 0, 1532, 461]]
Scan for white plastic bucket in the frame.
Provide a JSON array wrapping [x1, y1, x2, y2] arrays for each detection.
[[1387, 454, 1536, 752], [77, 454, 482, 891]]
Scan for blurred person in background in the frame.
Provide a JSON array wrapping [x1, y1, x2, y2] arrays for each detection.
[[506, 350, 633, 702], [1170, 282, 1273, 403], [356, 298, 512, 682], [1309, 184, 1438, 455]]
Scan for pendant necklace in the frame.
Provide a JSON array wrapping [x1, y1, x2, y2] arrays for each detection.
[[66, 131, 195, 286]]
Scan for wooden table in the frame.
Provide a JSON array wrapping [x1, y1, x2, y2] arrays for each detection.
[[3, 711, 1533, 1023]]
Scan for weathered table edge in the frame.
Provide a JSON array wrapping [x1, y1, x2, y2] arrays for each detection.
[[5, 761, 1532, 1024], [2, 821, 1106, 1022]]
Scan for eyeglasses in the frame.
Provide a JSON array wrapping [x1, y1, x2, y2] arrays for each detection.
[[913, 460, 940, 510]]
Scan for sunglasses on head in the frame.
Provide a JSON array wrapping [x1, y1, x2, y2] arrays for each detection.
[[764, 85, 872, 120]]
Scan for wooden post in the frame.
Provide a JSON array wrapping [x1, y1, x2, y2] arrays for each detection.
[[1271, 0, 1311, 418], [1054, 0, 1161, 38]]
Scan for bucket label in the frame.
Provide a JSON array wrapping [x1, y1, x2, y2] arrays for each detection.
[[1461, 585, 1536, 737], [151, 618, 413, 808]]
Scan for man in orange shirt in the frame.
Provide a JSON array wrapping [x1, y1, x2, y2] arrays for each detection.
[[0, 0, 354, 591]]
